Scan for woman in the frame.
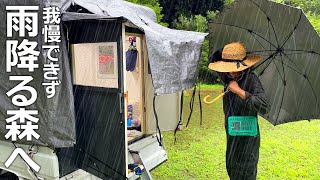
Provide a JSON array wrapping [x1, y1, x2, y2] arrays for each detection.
[[208, 42, 269, 180]]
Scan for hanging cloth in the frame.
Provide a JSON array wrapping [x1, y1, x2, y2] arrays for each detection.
[[126, 37, 138, 71]]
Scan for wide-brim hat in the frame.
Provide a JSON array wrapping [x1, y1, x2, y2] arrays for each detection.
[[208, 42, 261, 72]]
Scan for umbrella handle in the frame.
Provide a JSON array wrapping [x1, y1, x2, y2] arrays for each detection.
[[203, 92, 225, 104]]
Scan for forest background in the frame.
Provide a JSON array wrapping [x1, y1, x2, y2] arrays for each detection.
[[128, 0, 320, 84]]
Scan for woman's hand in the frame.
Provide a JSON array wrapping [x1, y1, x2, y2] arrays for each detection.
[[228, 81, 247, 100]]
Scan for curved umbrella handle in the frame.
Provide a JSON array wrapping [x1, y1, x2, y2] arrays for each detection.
[[203, 92, 225, 104]]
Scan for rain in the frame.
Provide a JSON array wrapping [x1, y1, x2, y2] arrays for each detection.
[[0, 0, 319, 180]]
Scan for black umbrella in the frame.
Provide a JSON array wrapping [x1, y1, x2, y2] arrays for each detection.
[[208, 0, 320, 125]]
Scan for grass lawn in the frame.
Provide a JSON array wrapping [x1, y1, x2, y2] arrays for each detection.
[[151, 85, 320, 180]]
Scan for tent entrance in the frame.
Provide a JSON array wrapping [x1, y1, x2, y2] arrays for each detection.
[[125, 33, 146, 141]]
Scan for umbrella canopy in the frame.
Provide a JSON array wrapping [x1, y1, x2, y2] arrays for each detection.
[[209, 0, 320, 125]]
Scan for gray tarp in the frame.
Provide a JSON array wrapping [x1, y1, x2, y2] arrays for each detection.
[[0, 0, 207, 147], [67, 0, 207, 94]]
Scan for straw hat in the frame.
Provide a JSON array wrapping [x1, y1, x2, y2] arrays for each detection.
[[208, 42, 261, 72]]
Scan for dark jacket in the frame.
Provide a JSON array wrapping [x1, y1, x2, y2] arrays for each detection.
[[221, 70, 269, 124], [219, 70, 269, 180]]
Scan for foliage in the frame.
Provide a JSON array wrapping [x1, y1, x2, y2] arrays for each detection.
[[159, 0, 224, 27], [206, 10, 219, 21], [306, 12, 320, 34], [173, 14, 207, 32], [275, 0, 320, 14], [173, 11, 218, 32], [224, 0, 234, 6], [127, 0, 168, 26], [274, 0, 320, 34], [173, 0, 224, 18]]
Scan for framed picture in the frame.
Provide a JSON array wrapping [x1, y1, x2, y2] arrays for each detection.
[[97, 43, 118, 79], [72, 42, 118, 88]]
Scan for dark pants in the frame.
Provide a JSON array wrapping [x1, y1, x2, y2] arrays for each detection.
[[226, 133, 260, 180]]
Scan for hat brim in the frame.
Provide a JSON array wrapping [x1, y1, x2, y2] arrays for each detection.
[[208, 55, 261, 72]]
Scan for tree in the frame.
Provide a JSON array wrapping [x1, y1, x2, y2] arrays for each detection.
[[306, 12, 320, 34], [274, 0, 320, 34], [159, 0, 224, 27], [174, 14, 208, 32], [275, 0, 320, 14]]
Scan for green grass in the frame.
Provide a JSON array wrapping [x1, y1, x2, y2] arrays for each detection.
[[198, 83, 224, 90], [151, 87, 320, 180]]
